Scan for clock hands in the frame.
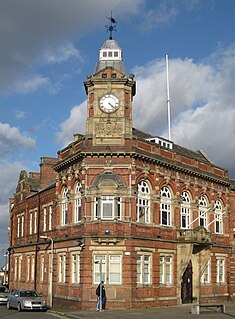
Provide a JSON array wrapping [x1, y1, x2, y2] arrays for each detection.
[[108, 101, 115, 109], [100, 94, 119, 113]]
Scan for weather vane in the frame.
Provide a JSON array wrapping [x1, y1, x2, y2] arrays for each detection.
[[106, 12, 117, 40]]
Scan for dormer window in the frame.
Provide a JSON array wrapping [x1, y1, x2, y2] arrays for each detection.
[[99, 42, 122, 62], [96, 39, 126, 74], [146, 137, 173, 150]]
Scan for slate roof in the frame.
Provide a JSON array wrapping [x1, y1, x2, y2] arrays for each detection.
[[132, 128, 216, 167], [101, 39, 121, 50], [28, 176, 40, 192]]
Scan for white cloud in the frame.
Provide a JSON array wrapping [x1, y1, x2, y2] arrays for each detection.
[[0, 123, 35, 156], [14, 74, 50, 94], [0, 204, 10, 229], [43, 43, 82, 64], [133, 45, 235, 177], [14, 110, 28, 119], [140, 2, 178, 31], [133, 58, 213, 133], [139, 0, 201, 31], [0, 160, 25, 203], [57, 44, 235, 178], [0, 160, 29, 266], [57, 101, 87, 146], [0, 0, 144, 96]]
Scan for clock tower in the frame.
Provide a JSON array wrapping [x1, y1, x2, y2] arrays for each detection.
[[84, 21, 136, 146]]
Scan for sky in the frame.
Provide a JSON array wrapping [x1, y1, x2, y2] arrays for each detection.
[[1, 0, 235, 267]]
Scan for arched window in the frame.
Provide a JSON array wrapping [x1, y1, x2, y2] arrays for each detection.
[[181, 191, 191, 229], [61, 187, 68, 225], [74, 182, 82, 223], [214, 200, 223, 234], [198, 196, 208, 227], [160, 186, 172, 226], [137, 180, 150, 223]]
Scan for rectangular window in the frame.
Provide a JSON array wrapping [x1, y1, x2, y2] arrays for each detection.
[[14, 257, 18, 281], [201, 260, 210, 284], [29, 212, 33, 235], [94, 255, 106, 284], [17, 215, 25, 237], [114, 51, 118, 57], [109, 255, 122, 284], [161, 203, 171, 226], [21, 215, 24, 237], [137, 256, 142, 284], [143, 255, 151, 284], [26, 255, 35, 281], [34, 210, 37, 234], [43, 207, 47, 231], [31, 255, 35, 281], [216, 258, 225, 283], [74, 198, 81, 223], [181, 206, 190, 228], [137, 199, 150, 223], [41, 255, 45, 282], [103, 197, 113, 218], [108, 51, 112, 57], [71, 253, 80, 284], [160, 255, 173, 285], [59, 254, 66, 283], [14, 256, 22, 281], [62, 203, 68, 225], [49, 206, 52, 230], [94, 254, 122, 285], [94, 196, 122, 220], [199, 209, 207, 227], [17, 216, 20, 237], [103, 51, 107, 57], [18, 256, 22, 281], [27, 255, 31, 281], [137, 254, 151, 285], [215, 213, 223, 234]]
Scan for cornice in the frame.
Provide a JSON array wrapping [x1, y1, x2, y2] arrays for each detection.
[[53, 147, 230, 187], [131, 150, 230, 187], [54, 153, 85, 171]]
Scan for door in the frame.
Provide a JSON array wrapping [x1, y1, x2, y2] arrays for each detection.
[[181, 260, 193, 304]]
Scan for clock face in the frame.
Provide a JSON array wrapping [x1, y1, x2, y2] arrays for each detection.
[[100, 94, 119, 113]]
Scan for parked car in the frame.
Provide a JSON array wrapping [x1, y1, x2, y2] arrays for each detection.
[[0, 286, 10, 305], [7, 289, 47, 312]]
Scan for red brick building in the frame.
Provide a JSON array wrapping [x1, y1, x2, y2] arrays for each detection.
[[8, 34, 235, 309]]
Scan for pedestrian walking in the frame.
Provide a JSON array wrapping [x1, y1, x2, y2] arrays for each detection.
[[96, 281, 106, 311]]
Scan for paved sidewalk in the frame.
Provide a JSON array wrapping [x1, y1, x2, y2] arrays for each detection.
[[49, 303, 235, 319]]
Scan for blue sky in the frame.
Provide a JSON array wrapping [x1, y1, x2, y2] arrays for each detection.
[[1, 0, 235, 267]]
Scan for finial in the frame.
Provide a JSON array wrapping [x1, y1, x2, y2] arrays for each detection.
[[106, 11, 117, 40]]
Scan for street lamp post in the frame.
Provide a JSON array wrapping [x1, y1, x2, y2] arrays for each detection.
[[40, 236, 54, 308], [2, 250, 8, 285]]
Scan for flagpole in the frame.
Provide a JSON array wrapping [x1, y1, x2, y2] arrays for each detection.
[[166, 54, 171, 141]]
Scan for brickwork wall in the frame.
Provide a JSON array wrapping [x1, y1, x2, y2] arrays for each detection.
[[8, 136, 235, 309], [40, 157, 58, 188]]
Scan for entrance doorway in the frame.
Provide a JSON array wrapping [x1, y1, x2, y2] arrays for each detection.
[[181, 260, 193, 304]]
